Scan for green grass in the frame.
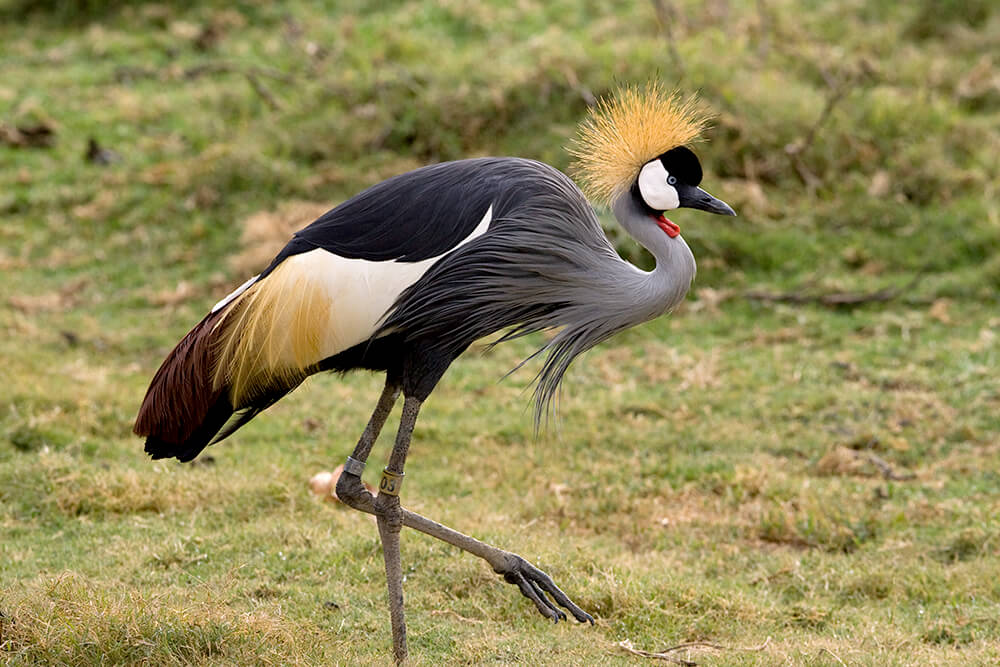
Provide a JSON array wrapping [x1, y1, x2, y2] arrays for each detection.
[[2, 0, 999, 664]]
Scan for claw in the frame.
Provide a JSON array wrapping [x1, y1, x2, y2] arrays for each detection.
[[505, 570, 560, 621], [528, 578, 566, 622], [496, 553, 595, 624]]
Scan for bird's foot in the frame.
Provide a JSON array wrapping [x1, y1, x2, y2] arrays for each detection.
[[491, 551, 595, 624], [335, 465, 595, 627]]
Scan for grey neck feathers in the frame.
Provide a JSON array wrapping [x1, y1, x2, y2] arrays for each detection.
[[378, 160, 698, 425], [611, 193, 696, 322]]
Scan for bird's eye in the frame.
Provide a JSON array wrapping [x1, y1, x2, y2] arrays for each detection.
[[667, 175, 677, 186]]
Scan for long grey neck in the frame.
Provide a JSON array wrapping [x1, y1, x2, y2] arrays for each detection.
[[611, 193, 696, 321]]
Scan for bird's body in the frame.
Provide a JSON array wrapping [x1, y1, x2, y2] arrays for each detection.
[[135, 157, 695, 461], [134, 84, 734, 662]]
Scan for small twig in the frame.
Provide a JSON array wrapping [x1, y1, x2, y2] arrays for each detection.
[[861, 452, 916, 481], [788, 154, 822, 190], [618, 637, 771, 664], [244, 72, 281, 110], [182, 62, 294, 83], [428, 609, 485, 624], [750, 565, 794, 586], [183, 63, 290, 109], [619, 640, 696, 666], [819, 647, 848, 666], [755, 0, 771, 58], [561, 66, 596, 106], [745, 285, 895, 306], [744, 271, 926, 309], [114, 61, 292, 109]]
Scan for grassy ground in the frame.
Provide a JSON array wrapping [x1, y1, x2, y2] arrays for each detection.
[[2, 1, 999, 664]]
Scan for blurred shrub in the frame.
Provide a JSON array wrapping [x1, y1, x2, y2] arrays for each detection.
[[906, 0, 993, 40], [4, 0, 997, 286]]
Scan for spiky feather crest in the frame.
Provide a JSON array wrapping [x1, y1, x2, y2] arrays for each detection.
[[568, 82, 709, 207]]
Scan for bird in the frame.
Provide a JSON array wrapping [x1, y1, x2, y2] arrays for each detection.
[[133, 82, 735, 663]]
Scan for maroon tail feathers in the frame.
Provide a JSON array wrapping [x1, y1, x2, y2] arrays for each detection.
[[134, 311, 234, 462]]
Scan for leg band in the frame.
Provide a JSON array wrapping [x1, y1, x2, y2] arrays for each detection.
[[343, 456, 366, 477], [379, 469, 404, 496]]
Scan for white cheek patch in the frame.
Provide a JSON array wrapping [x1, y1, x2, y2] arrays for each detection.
[[638, 160, 680, 210]]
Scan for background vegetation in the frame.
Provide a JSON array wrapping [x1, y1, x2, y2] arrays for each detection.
[[2, 0, 998, 664]]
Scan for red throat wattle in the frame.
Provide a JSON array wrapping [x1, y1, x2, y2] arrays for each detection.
[[654, 214, 680, 238]]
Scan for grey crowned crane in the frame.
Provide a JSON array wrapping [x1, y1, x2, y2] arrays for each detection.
[[134, 83, 735, 662]]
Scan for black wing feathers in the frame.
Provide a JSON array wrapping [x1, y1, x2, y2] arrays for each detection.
[[287, 159, 517, 264]]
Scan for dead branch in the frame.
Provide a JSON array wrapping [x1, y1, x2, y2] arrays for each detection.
[[182, 62, 291, 110], [750, 565, 794, 586], [114, 61, 293, 110], [784, 67, 860, 189], [744, 271, 925, 309], [618, 637, 771, 664], [819, 647, 848, 666], [862, 452, 916, 481], [619, 640, 696, 666], [243, 72, 281, 110], [795, 78, 850, 155], [181, 62, 294, 84], [428, 609, 485, 624]]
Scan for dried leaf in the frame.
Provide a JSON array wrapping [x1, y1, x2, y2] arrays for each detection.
[[310, 465, 376, 503], [928, 298, 951, 324], [867, 170, 891, 197]]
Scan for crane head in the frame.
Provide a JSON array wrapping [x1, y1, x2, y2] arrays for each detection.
[[635, 146, 736, 219], [568, 82, 735, 237], [569, 82, 709, 208]]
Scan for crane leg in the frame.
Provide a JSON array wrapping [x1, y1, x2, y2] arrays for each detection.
[[334, 382, 418, 664], [336, 392, 594, 661], [346, 376, 400, 464], [371, 394, 421, 664]]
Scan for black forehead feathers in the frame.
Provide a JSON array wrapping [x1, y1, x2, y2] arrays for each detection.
[[657, 146, 702, 186]]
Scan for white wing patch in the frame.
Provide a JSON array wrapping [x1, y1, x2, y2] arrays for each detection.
[[273, 203, 493, 361]]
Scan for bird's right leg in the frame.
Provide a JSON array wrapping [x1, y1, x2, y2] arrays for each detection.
[[335, 377, 400, 508]]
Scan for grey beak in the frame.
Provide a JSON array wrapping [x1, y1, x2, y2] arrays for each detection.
[[679, 186, 737, 216]]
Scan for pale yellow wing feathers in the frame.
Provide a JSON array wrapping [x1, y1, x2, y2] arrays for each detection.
[[212, 257, 331, 406]]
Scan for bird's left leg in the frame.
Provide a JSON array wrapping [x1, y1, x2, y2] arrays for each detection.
[[373, 393, 422, 664]]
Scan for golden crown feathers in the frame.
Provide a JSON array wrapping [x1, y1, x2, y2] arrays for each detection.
[[568, 82, 709, 207]]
